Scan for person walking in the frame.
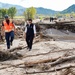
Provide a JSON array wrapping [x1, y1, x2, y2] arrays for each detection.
[[1, 15, 16, 49], [24, 19, 36, 51]]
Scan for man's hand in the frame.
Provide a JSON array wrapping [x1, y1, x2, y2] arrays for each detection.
[[14, 29, 16, 33], [14, 29, 17, 35], [14, 25, 16, 34], [1, 26, 5, 36]]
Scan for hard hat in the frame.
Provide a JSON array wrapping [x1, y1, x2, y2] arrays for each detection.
[[4, 15, 9, 19]]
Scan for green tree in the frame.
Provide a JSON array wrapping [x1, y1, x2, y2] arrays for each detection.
[[8, 7, 17, 19], [55, 13, 63, 18], [1, 8, 8, 18], [24, 8, 30, 20], [64, 13, 70, 18], [0, 9, 2, 18], [71, 12, 75, 17], [24, 7, 36, 20]]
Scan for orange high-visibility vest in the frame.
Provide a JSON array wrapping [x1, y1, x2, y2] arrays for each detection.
[[3, 20, 14, 32]]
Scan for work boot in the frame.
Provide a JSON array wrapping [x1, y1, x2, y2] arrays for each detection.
[[29, 49, 31, 51], [7, 46, 10, 49], [27, 47, 29, 50]]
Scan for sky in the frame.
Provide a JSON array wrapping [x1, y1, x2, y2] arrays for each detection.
[[0, 0, 75, 11]]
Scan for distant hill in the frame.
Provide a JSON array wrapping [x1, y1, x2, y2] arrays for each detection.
[[0, 2, 57, 15], [36, 7, 57, 15], [61, 4, 75, 14]]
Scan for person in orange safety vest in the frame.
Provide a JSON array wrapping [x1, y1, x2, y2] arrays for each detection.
[[1, 15, 16, 49]]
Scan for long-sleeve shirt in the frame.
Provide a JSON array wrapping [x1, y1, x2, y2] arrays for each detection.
[[25, 24, 36, 34]]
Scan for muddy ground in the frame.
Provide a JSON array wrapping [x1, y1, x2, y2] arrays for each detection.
[[0, 19, 75, 75], [0, 34, 75, 75]]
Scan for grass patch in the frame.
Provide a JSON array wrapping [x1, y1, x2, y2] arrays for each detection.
[[14, 16, 25, 19]]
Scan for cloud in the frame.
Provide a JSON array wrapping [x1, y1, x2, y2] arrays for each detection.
[[0, 0, 75, 11]]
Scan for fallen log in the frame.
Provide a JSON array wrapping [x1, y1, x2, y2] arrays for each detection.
[[9, 46, 25, 52], [50, 55, 75, 66], [55, 20, 75, 24], [26, 64, 75, 74], [25, 57, 60, 67], [59, 68, 75, 75], [0, 51, 22, 61], [25, 55, 75, 67]]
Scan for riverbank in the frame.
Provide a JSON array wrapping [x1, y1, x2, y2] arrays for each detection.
[[1, 18, 75, 75]]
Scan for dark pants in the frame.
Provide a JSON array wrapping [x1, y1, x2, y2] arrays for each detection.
[[26, 35, 34, 50], [5, 31, 14, 49]]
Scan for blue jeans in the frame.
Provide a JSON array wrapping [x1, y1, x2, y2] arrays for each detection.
[[5, 31, 14, 49]]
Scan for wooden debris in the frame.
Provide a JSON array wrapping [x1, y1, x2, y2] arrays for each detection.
[[25, 55, 75, 67], [0, 51, 22, 61], [26, 64, 75, 74], [9, 46, 24, 52], [50, 55, 75, 66]]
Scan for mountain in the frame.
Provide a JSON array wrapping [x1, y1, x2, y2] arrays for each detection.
[[61, 4, 75, 14], [0, 2, 57, 15], [36, 7, 57, 15]]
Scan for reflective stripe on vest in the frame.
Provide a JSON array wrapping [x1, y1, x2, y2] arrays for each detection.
[[3, 21, 14, 32]]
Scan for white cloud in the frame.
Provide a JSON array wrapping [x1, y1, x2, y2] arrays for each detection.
[[0, 0, 75, 11]]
